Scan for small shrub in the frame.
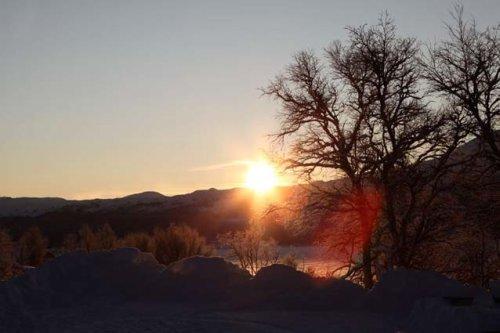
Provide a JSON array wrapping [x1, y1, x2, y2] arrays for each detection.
[[218, 226, 279, 275], [153, 225, 212, 265], [95, 223, 117, 250], [0, 229, 15, 281], [78, 224, 97, 252], [18, 227, 48, 267], [62, 233, 80, 252], [121, 232, 155, 253]]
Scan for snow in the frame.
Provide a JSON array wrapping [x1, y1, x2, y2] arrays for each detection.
[[491, 279, 500, 297], [254, 264, 313, 291], [407, 298, 500, 333], [1, 248, 499, 332], [161, 256, 252, 302], [367, 268, 473, 314]]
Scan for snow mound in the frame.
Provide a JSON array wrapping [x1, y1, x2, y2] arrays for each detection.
[[0, 248, 165, 310], [407, 298, 500, 333], [491, 280, 500, 297], [168, 256, 250, 281], [312, 278, 368, 310], [161, 256, 252, 302], [368, 268, 474, 314], [0, 248, 169, 331], [1, 250, 498, 332], [254, 264, 312, 291], [238, 264, 314, 310], [246, 265, 367, 311]]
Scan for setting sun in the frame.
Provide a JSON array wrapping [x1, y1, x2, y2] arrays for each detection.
[[245, 161, 278, 194]]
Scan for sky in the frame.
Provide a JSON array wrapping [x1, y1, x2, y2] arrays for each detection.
[[1, 0, 499, 199]]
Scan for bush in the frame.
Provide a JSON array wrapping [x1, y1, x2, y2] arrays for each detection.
[[218, 226, 279, 275], [62, 233, 80, 252], [60, 224, 211, 266], [153, 225, 212, 265], [0, 229, 15, 281], [94, 223, 117, 250], [78, 224, 97, 252], [18, 226, 48, 267], [121, 232, 155, 253]]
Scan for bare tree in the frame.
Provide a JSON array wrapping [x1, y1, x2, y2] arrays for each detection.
[[438, 171, 500, 287], [263, 43, 378, 287], [218, 225, 279, 275], [423, 5, 500, 165], [264, 15, 464, 287]]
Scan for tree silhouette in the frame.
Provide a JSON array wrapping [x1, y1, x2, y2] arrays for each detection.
[[264, 15, 465, 287], [423, 5, 500, 166], [218, 225, 279, 275]]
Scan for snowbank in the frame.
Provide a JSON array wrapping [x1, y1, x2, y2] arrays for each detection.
[[312, 278, 368, 310], [367, 268, 500, 331], [0, 249, 498, 332], [246, 264, 369, 311], [407, 297, 500, 333], [254, 264, 313, 291], [0, 248, 167, 331], [0, 248, 165, 309], [491, 280, 500, 300], [160, 256, 251, 302], [367, 268, 475, 314], [168, 255, 251, 283]]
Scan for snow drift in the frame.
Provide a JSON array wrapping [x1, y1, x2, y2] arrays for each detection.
[[0, 248, 498, 332], [367, 268, 475, 314]]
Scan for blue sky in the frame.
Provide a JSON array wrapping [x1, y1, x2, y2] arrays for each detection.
[[1, 0, 498, 198]]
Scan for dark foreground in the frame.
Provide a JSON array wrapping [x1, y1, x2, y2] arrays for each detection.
[[1, 248, 499, 332]]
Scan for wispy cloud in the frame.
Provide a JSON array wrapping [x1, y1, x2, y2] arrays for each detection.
[[190, 160, 253, 172]]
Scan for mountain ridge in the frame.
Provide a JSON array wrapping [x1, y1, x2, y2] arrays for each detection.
[[0, 135, 495, 246]]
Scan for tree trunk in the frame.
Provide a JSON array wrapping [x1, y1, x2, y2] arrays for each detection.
[[362, 240, 374, 289], [359, 193, 375, 289]]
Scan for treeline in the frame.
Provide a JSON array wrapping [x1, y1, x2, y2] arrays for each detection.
[[0, 224, 212, 281]]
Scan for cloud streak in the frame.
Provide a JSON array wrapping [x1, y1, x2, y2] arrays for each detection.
[[190, 160, 253, 172]]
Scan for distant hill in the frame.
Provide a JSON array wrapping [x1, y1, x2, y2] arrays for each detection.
[[0, 186, 305, 246], [0, 189, 241, 218], [1, 135, 496, 247], [0, 197, 71, 217]]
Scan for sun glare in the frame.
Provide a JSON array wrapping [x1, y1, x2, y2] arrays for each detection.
[[245, 161, 278, 194]]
